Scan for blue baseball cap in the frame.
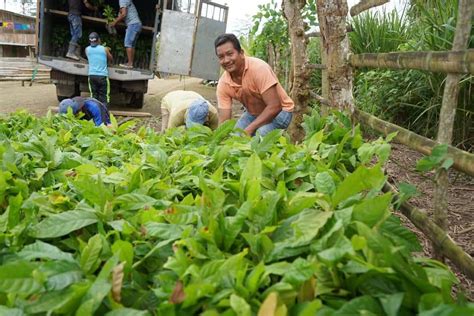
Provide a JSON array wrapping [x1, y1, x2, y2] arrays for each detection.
[[59, 98, 81, 114], [186, 99, 209, 128]]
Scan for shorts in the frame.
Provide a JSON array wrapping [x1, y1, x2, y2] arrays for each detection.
[[124, 23, 142, 48]]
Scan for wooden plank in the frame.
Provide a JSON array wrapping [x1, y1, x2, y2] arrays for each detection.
[[46, 9, 154, 32]]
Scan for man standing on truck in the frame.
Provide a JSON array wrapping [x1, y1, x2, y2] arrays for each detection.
[[66, 0, 98, 61], [86, 32, 113, 107], [109, 0, 142, 69], [214, 33, 294, 137], [59, 96, 111, 126], [160, 90, 218, 132]]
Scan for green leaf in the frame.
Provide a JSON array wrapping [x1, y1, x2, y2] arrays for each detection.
[[314, 172, 336, 195], [230, 294, 251, 316], [105, 308, 151, 316], [352, 193, 391, 227], [18, 240, 75, 262], [334, 296, 384, 315], [80, 234, 103, 274], [0, 306, 24, 316], [333, 164, 385, 207], [40, 260, 83, 291], [29, 210, 98, 239], [114, 193, 171, 211], [0, 261, 43, 295], [111, 240, 134, 269], [379, 293, 404, 316]]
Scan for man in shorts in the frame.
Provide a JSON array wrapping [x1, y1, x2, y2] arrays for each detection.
[[110, 0, 142, 68]]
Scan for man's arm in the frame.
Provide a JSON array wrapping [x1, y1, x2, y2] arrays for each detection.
[[105, 47, 113, 63], [243, 84, 281, 136], [83, 0, 97, 11], [111, 7, 127, 27], [218, 108, 232, 124], [161, 107, 169, 132]]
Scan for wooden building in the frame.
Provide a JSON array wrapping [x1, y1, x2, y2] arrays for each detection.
[[0, 9, 35, 57]]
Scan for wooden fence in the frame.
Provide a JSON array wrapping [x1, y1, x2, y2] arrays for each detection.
[[313, 0, 474, 279]]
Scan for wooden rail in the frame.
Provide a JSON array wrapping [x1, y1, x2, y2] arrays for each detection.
[[384, 182, 474, 280], [354, 109, 474, 177], [350, 49, 474, 74]]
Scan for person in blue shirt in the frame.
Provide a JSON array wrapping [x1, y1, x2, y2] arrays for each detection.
[[59, 96, 111, 126], [85, 32, 113, 107], [109, 0, 142, 68]]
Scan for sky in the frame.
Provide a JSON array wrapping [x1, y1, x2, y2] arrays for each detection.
[[3, 0, 405, 32]]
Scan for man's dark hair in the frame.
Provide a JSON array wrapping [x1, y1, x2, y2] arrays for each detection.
[[214, 33, 242, 53]]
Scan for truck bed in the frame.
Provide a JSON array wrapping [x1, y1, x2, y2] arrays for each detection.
[[38, 0, 161, 80]]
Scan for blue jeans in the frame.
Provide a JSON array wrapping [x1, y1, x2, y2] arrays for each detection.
[[124, 23, 142, 48], [235, 110, 293, 136], [68, 13, 82, 44]]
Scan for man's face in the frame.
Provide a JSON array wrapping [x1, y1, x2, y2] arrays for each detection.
[[216, 42, 244, 75]]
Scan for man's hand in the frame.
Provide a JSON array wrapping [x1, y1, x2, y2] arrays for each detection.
[[218, 108, 232, 124]]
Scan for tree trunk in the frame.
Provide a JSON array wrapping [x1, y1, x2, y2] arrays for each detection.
[[316, 0, 354, 112], [283, 0, 311, 142], [433, 0, 473, 260]]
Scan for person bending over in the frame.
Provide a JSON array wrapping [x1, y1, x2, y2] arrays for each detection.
[[59, 96, 111, 126], [160, 90, 218, 132]]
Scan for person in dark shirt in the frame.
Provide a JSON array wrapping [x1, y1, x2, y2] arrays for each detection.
[[59, 96, 111, 126], [66, 0, 97, 60]]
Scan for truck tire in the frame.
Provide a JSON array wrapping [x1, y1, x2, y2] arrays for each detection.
[[129, 92, 144, 109]]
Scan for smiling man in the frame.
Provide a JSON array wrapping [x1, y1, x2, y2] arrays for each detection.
[[214, 33, 294, 136]]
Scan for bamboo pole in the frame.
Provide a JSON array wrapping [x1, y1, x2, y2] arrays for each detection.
[[349, 50, 474, 74], [433, 0, 473, 260], [383, 182, 474, 281], [354, 109, 474, 177], [350, 0, 389, 17]]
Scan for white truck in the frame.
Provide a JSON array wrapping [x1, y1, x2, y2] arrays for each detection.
[[36, 0, 228, 108]]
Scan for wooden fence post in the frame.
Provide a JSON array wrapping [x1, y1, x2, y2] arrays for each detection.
[[433, 0, 473, 260]]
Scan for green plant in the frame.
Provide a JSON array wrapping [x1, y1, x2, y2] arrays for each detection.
[[0, 110, 470, 314]]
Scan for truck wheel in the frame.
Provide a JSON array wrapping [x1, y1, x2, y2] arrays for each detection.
[[129, 92, 144, 109]]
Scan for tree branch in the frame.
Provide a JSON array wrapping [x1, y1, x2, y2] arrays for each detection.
[[350, 0, 389, 17]]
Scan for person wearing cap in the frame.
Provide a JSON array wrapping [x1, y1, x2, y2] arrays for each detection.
[[214, 33, 294, 137], [66, 0, 98, 60], [160, 90, 218, 132], [59, 96, 111, 126], [85, 32, 113, 107], [109, 0, 142, 69]]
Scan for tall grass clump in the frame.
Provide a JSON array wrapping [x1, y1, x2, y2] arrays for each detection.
[[351, 0, 473, 150]]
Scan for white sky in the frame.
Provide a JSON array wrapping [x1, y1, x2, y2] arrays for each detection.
[[4, 0, 406, 32]]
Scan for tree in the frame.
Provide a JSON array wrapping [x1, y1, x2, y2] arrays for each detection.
[[14, 0, 36, 16], [282, 0, 312, 142]]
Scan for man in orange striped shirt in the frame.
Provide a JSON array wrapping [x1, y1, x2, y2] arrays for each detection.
[[215, 33, 294, 137]]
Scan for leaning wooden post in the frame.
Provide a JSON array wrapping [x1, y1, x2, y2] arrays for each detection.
[[316, 0, 354, 112], [433, 0, 473, 260], [283, 0, 311, 142]]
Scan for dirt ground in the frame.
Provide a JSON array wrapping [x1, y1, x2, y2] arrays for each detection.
[[0, 78, 472, 299], [0, 76, 218, 117]]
